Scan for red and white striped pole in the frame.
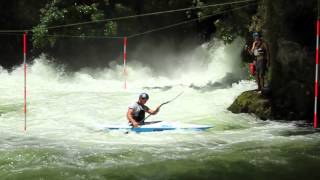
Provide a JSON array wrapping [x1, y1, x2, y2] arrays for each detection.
[[123, 37, 127, 89], [315, 19, 319, 128], [23, 32, 27, 131]]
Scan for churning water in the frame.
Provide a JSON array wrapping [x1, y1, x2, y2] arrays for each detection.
[[0, 38, 319, 180]]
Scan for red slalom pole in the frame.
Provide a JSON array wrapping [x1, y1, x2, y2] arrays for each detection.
[[123, 37, 127, 89], [23, 32, 27, 131], [315, 19, 319, 128]]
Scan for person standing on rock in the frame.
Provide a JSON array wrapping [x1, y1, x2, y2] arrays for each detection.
[[250, 32, 270, 91]]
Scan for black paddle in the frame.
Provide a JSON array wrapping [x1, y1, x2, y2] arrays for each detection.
[[140, 91, 184, 124]]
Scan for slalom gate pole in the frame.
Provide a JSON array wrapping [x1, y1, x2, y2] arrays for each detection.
[[23, 32, 27, 131], [314, 1, 320, 128], [315, 19, 319, 128], [123, 37, 127, 89]]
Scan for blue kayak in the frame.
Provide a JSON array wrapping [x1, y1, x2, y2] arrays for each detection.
[[103, 121, 213, 133]]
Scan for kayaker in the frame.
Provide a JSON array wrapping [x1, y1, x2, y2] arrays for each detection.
[[127, 93, 160, 127]]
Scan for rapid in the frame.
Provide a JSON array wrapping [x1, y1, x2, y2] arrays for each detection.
[[0, 38, 319, 180]]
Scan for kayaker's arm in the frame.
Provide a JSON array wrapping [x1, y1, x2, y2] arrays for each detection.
[[127, 109, 139, 127], [146, 105, 160, 115]]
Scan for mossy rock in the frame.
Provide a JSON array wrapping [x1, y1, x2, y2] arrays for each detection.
[[228, 90, 272, 120]]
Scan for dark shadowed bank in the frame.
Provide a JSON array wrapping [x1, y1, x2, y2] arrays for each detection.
[[229, 0, 318, 121]]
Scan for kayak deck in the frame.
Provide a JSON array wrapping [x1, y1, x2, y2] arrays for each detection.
[[103, 121, 213, 133]]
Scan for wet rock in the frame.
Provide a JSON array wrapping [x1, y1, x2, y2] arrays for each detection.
[[143, 86, 172, 91], [190, 73, 243, 92], [228, 90, 272, 120]]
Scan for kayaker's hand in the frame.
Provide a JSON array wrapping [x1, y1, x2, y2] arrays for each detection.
[[155, 105, 161, 113], [132, 121, 139, 128]]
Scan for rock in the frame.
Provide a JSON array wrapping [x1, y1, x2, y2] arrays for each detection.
[[190, 73, 243, 92], [228, 90, 272, 120]]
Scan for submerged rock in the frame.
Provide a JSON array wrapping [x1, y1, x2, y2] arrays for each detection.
[[228, 90, 271, 120]]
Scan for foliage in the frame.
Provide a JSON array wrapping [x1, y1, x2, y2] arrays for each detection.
[[104, 21, 117, 36], [248, 3, 266, 33], [31, 0, 203, 50], [196, 0, 257, 44], [32, 1, 116, 49]]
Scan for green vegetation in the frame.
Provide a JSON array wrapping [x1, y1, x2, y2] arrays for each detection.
[[32, 1, 117, 49]]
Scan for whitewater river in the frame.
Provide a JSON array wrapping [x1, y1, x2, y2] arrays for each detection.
[[0, 39, 319, 180]]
